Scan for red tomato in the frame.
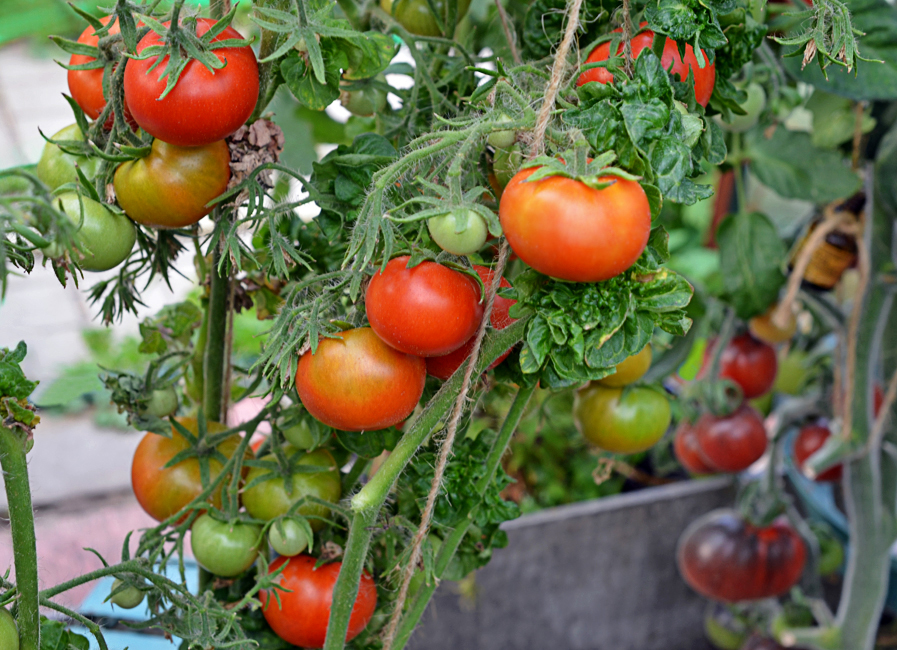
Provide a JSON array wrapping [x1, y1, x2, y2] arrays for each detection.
[[124, 18, 259, 146], [719, 334, 778, 399], [296, 327, 426, 431], [677, 510, 806, 602], [130, 418, 244, 522], [794, 423, 842, 482], [365, 256, 485, 356], [260, 555, 377, 649], [694, 404, 767, 473], [426, 265, 517, 380], [673, 421, 717, 474], [68, 17, 134, 127], [499, 167, 651, 282], [577, 23, 716, 107]]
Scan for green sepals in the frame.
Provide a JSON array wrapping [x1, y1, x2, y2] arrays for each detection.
[[716, 212, 787, 320], [521, 149, 641, 190], [386, 175, 501, 237], [48, 35, 101, 59]]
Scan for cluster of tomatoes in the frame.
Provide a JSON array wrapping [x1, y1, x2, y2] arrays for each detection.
[[37, 16, 259, 270]]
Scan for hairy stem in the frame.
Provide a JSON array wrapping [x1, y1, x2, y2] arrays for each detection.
[[0, 427, 39, 650], [203, 234, 229, 424], [250, 0, 292, 121]]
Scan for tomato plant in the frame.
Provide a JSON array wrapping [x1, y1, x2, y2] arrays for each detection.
[[577, 24, 716, 107], [52, 192, 136, 272], [114, 138, 231, 229], [794, 423, 843, 482], [124, 18, 259, 147], [295, 327, 426, 430], [365, 256, 484, 356], [693, 405, 767, 473], [499, 167, 651, 282], [573, 383, 671, 453], [242, 447, 341, 527], [36, 124, 100, 190], [260, 555, 377, 649], [130, 418, 243, 522], [190, 513, 262, 577], [677, 510, 806, 602]]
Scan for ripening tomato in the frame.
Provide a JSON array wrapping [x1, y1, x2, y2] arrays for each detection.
[[597, 345, 652, 387], [124, 18, 259, 147], [577, 24, 716, 107], [380, 0, 472, 37], [366, 256, 484, 356], [242, 447, 341, 529], [190, 513, 262, 577], [694, 404, 767, 473], [296, 328, 425, 430], [573, 383, 671, 453], [53, 192, 136, 272], [426, 265, 516, 380], [677, 510, 806, 602], [68, 16, 134, 127], [499, 167, 651, 282], [673, 420, 717, 474], [261, 555, 377, 649], [114, 138, 230, 229], [794, 423, 842, 482], [130, 417, 244, 522], [703, 333, 778, 399], [36, 124, 100, 190]]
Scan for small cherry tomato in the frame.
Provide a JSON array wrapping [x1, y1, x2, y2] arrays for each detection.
[[427, 209, 489, 256], [573, 384, 671, 453], [597, 345, 652, 387], [190, 513, 262, 577], [260, 555, 377, 649], [674, 420, 718, 474], [677, 510, 806, 602], [365, 256, 484, 356], [140, 387, 178, 418], [110, 578, 145, 609], [578, 23, 716, 107], [114, 138, 231, 229], [499, 167, 651, 282], [296, 327, 426, 430], [707, 333, 778, 399], [124, 18, 259, 147], [794, 423, 842, 482], [694, 404, 767, 473], [269, 518, 312, 557]]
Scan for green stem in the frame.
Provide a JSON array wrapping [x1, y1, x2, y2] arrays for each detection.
[[250, 0, 292, 122], [730, 134, 748, 211], [203, 236, 229, 423], [391, 382, 537, 650], [336, 0, 364, 29], [323, 317, 529, 650], [0, 427, 39, 650]]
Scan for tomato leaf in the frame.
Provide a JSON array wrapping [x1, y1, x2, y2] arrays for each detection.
[[716, 212, 787, 319]]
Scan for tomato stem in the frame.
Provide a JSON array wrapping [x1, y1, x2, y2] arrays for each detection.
[[203, 224, 229, 423], [0, 426, 40, 650]]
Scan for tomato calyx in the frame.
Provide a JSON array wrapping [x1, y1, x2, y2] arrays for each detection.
[[521, 148, 641, 191]]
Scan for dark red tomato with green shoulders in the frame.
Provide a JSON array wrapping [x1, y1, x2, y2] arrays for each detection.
[[694, 404, 767, 473], [296, 327, 425, 430], [499, 167, 651, 282], [717, 333, 778, 399], [577, 23, 716, 107], [260, 555, 377, 649], [673, 420, 718, 475], [794, 423, 842, 482], [114, 138, 230, 229], [365, 256, 484, 356], [68, 16, 134, 127], [124, 18, 258, 147], [130, 417, 244, 522], [190, 513, 262, 577], [677, 510, 806, 602], [426, 265, 516, 380]]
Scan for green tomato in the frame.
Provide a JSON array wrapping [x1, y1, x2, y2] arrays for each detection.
[[53, 192, 136, 272], [486, 114, 516, 150], [190, 514, 262, 578], [36, 124, 100, 191], [282, 421, 316, 450], [269, 518, 312, 557], [380, 0, 472, 37], [340, 80, 387, 117], [491, 144, 523, 189], [427, 210, 488, 255], [140, 387, 178, 418], [242, 448, 342, 530], [573, 384, 671, 453], [703, 605, 748, 650], [717, 82, 766, 133], [0, 607, 18, 650], [774, 349, 809, 396], [110, 578, 145, 609]]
